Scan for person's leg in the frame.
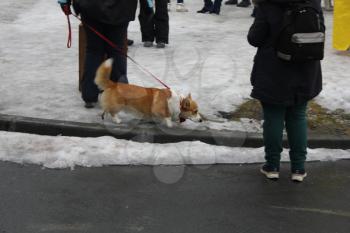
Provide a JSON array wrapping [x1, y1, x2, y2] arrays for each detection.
[[154, 0, 169, 44], [139, 0, 155, 43], [205, 0, 214, 8], [211, 0, 223, 14], [81, 16, 105, 105], [285, 102, 308, 171], [324, 0, 333, 11], [204, 0, 214, 10], [261, 102, 286, 169], [105, 23, 129, 84]]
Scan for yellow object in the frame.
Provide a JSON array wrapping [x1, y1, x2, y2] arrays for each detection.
[[333, 0, 350, 51]]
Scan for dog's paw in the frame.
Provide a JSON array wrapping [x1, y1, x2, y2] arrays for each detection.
[[164, 118, 173, 128], [112, 115, 122, 124]]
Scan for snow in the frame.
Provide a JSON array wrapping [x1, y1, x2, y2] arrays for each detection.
[[0, 0, 349, 132], [0, 131, 349, 169]]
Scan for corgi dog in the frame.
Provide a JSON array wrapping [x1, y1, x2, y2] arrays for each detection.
[[95, 59, 202, 127]]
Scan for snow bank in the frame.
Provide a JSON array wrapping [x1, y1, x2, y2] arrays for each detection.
[[0, 131, 349, 169]]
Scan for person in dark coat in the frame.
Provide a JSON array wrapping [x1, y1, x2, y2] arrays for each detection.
[[58, 0, 138, 108], [139, 0, 169, 48], [247, 0, 324, 182]]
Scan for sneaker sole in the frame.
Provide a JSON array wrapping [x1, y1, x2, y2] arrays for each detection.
[[260, 169, 279, 180], [291, 173, 307, 182]]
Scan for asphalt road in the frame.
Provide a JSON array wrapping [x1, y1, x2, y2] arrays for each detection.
[[0, 160, 350, 233]]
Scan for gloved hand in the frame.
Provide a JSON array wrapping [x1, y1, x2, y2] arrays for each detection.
[[58, 0, 71, 15]]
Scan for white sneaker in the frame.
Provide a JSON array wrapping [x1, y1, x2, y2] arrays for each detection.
[[176, 3, 189, 12], [260, 165, 279, 180], [291, 170, 307, 182]]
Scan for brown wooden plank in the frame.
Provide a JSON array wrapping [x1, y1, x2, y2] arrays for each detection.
[[79, 24, 86, 92]]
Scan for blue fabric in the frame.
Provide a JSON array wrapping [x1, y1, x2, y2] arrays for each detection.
[[147, 0, 154, 8], [57, 0, 68, 4]]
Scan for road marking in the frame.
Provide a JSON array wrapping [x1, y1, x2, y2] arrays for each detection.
[[270, 206, 350, 218]]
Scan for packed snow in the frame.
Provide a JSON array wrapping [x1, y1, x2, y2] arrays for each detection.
[[0, 131, 349, 169], [0, 0, 349, 132]]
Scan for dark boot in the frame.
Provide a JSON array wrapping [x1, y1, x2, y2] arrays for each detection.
[[225, 0, 237, 5], [197, 6, 213, 13], [237, 0, 251, 7], [84, 102, 96, 109], [197, 0, 213, 13]]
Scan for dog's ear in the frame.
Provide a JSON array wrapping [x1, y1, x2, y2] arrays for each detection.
[[180, 96, 184, 106], [187, 93, 192, 99]]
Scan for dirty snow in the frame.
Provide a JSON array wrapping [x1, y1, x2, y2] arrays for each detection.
[[0, 131, 349, 169]]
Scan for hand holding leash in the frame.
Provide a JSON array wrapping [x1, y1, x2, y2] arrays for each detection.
[[58, 0, 72, 15], [58, 0, 72, 47], [61, 4, 72, 15]]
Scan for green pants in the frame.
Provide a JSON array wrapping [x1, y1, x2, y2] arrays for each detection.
[[261, 102, 308, 170]]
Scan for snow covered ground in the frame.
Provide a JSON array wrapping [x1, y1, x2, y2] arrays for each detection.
[[0, 131, 349, 169], [0, 0, 349, 132]]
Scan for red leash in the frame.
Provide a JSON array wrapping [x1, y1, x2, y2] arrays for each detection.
[[65, 13, 170, 89], [66, 14, 72, 48]]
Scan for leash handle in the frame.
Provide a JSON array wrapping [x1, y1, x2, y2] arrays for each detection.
[[66, 14, 170, 89]]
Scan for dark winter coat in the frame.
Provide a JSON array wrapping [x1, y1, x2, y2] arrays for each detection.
[[248, 0, 324, 106], [73, 0, 138, 25]]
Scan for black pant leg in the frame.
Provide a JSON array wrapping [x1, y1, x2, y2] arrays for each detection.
[[139, 0, 155, 42], [105, 23, 129, 84], [81, 16, 105, 103], [204, 0, 214, 9], [154, 0, 169, 43], [213, 0, 223, 12]]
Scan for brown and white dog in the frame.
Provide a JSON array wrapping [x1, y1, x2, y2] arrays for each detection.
[[95, 59, 202, 127]]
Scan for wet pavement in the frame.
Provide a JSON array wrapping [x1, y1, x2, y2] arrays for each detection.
[[0, 160, 350, 233]]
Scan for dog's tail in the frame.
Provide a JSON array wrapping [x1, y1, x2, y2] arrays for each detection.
[[94, 58, 114, 90]]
